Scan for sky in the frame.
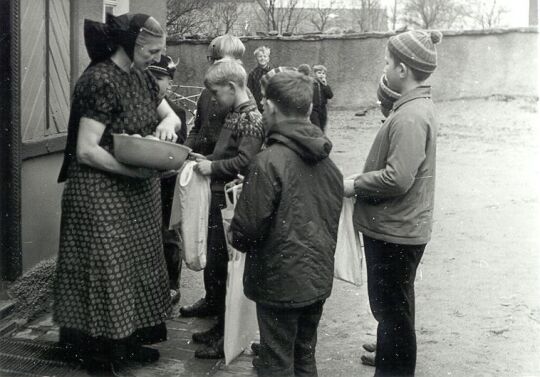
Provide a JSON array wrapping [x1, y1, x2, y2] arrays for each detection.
[[294, 0, 533, 27]]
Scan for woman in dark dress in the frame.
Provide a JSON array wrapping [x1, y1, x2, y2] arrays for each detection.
[[53, 13, 181, 372]]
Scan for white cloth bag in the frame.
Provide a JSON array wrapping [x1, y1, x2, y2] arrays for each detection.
[[221, 182, 258, 365], [334, 197, 363, 286], [169, 161, 211, 271]]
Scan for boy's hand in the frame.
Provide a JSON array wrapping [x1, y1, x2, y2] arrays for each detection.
[[344, 179, 356, 197], [195, 160, 212, 176]]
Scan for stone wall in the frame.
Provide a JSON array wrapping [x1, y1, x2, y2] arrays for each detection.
[[167, 28, 538, 109]]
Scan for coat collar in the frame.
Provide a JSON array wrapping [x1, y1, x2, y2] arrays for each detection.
[[234, 100, 258, 113], [392, 85, 432, 112]]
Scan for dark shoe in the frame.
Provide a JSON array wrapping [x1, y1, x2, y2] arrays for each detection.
[[192, 324, 223, 345], [362, 342, 376, 353], [170, 289, 181, 305], [194, 337, 224, 359], [82, 355, 118, 375], [125, 345, 160, 363], [251, 342, 261, 356], [361, 354, 376, 367], [180, 298, 218, 318]]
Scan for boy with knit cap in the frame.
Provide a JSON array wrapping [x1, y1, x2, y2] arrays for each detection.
[[344, 30, 443, 377]]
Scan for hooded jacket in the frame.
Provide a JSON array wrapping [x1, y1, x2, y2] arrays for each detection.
[[230, 118, 343, 308]]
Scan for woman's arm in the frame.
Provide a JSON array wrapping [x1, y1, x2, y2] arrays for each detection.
[[76, 117, 155, 179], [155, 98, 181, 142]]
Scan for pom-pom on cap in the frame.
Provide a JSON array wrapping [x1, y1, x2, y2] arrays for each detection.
[[429, 30, 443, 45]]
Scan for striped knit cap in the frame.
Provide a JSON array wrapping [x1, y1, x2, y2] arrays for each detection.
[[260, 66, 298, 90], [388, 30, 443, 73]]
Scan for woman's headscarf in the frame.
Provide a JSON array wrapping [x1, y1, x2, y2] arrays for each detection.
[[84, 13, 164, 64]]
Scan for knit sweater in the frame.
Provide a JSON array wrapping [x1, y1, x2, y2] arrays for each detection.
[[353, 86, 437, 245], [208, 100, 265, 191]]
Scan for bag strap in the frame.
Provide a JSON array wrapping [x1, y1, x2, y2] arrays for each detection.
[[224, 182, 242, 208]]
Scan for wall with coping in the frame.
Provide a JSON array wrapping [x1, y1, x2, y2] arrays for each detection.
[[167, 28, 538, 109]]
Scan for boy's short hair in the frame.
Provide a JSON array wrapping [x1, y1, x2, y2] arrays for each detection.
[[312, 65, 327, 73], [265, 71, 313, 117], [208, 35, 245, 60], [254, 46, 271, 56], [204, 60, 247, 89]]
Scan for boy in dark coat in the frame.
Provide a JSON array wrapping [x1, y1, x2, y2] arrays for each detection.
[[230, 71, 343, 377], [148, 55, 187, 305], [309, 65, 333, 132], [192, 60, 265, 359], [344, 30, 443, 377], [247, 45, 274, 113]]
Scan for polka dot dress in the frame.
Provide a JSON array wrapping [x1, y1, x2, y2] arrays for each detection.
[[53, 60, 171, 340]]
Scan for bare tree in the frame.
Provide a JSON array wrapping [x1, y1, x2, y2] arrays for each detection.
[[355, 0, 388, 32], [309, 0, 339, 33], [469, 0, 508, 29], [254, 0, 304, 33], [388, 0, 399, 30], [167, 0, 211, 37], [207, 1, 240, 35], [402, 0, 466, 29]]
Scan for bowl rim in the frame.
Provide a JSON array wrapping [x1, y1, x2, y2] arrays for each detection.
[[112, 133, 192, 150]]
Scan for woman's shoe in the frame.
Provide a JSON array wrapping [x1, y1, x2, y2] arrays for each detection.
[[125, 345, 161, 363]]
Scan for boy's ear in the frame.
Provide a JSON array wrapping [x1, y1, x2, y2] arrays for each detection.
[[398, 62, 408, 79], [228, 82, 236, 93]]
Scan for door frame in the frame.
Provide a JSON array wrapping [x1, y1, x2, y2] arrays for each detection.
[[1, 0, 22, 282]]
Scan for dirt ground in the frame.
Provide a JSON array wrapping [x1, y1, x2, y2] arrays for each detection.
[[179, 96, 540, 377]]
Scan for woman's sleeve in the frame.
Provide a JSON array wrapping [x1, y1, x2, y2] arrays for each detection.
[[78, 78, 118, 126]]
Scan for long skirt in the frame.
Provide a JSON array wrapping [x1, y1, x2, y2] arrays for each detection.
[[53, 163, 171, 342]]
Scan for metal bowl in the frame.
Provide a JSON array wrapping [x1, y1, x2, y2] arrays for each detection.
[[113, 133, 192, 171]]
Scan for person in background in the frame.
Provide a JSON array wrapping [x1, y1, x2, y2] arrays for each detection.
[[230, 71, 343, 377], [297, 63, 312, 77], [247, 46, 274, 113], [344, 30, 443, 377], [309, 65, 334, 133], [360, 73, 402, 369], [54, 13, 180, 373], [148, 55, 188, 305], [191, 60, 265, 359]]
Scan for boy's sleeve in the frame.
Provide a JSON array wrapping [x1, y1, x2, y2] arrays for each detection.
[[210, 112, 264, 179], [230, 161, 279, 253], [354, 115, 427, 199], [323, 84, 334, 99]]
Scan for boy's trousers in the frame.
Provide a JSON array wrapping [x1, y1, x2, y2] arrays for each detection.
[[203, 192, 228, 330], [255, 300, 325, 377], [161, 175, 182, 290], [363, 235, 426, 377]]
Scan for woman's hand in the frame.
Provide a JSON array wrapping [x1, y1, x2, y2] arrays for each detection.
[[194, 160, 213, 176], [189, 152, 207, 161], [131, 167, 159, 179], [155, 122, 178, 143]]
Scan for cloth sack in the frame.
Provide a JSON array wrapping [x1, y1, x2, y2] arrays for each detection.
[[221, 182, 258, 365], [169, 161, 211, 271], [334, 197, 363, 286]]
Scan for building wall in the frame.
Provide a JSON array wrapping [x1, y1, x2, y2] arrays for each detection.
[[167, 29, 538, 109]]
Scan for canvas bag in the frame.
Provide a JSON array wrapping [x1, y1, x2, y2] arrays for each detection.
[[169, 161, 211, 271], [334, 197, 363, 286], [221, 182, 258, 365]]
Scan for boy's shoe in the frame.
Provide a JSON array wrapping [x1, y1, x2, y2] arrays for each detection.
[[170, 289, 181, 305], [180, 298, 218, 317], [194, 337, 224, 359], [361, 354, 376, 367], [192, 324, 223, 345], [362, 342, 376, 353]]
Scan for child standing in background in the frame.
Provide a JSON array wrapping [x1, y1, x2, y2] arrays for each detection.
[[247, 46, 274, 113], [310, 65, 334, 132]]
